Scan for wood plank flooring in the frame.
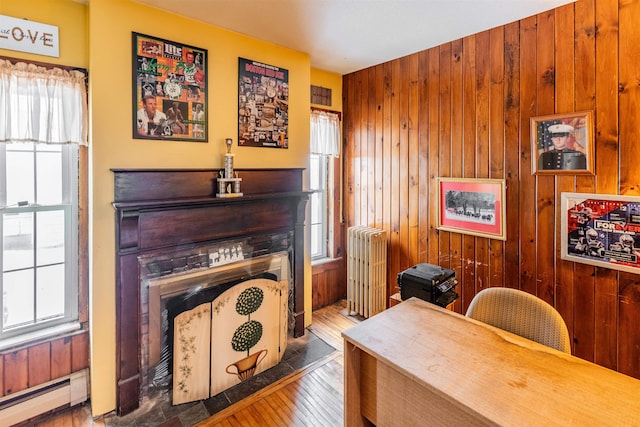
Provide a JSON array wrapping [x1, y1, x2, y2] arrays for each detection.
[[24, 301, 359, 427], [197, 301, 359, 427]]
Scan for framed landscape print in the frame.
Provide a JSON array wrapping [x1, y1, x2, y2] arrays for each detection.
[[132, 32, 208, 141], [437, 178, 506, 241], [531, 111, 594, 175], [561, 192, 640, 273], [238, 58, 289, 148]]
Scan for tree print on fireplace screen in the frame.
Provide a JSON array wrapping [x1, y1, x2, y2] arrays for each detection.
[[226, 287, 268, 381], [172, 277, 288, 404]]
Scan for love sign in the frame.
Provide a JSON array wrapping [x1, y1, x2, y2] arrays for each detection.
[[0, 15, 59, 58]]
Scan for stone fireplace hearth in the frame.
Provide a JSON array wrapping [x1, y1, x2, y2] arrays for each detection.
[[113, 168, 308, 416]]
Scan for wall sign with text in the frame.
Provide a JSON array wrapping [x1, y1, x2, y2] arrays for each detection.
[[132, 32, 208, 142], [0, 15, 59, 57]]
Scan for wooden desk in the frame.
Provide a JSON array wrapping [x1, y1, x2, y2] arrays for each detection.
[[342, 297, 640, 426]]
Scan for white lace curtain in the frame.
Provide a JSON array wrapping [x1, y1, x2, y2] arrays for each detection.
[[310, 110, 340, 157], [0, 59, 88, 145]]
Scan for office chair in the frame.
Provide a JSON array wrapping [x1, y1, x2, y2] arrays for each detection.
[[465, 287, 571, 353]]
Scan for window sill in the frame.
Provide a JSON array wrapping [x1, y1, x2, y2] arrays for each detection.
[[0, 321, 82, 352], [312, 256, 343, 267]]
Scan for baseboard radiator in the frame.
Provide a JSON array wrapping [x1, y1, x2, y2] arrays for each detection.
[[347, 226, 387, 318], [0, 369, 89, 426]]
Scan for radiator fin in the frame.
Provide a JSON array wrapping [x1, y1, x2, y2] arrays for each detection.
[[347, 226, 387, 318]]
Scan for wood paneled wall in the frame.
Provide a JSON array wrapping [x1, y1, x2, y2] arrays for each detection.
[[342, 0, 640, 379], [312, 259, 345, 310], [0, 332, 89, 396]]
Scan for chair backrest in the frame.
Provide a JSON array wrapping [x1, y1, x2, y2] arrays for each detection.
[[465, 287, 571, 353]]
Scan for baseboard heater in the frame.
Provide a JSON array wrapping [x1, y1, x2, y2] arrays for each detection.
[[0, 369, 89, 426]]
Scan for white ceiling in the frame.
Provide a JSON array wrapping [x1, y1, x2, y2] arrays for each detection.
[[133, 0, 575, 75]]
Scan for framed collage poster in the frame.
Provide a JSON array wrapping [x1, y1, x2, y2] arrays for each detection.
[[561, 192, 640, 273], [436, 178, 506, 241], [132, 32, 207, 141], [238, 58, 289, 148]]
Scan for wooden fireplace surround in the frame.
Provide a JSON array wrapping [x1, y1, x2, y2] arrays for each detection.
[[112, 168, 308, 416]]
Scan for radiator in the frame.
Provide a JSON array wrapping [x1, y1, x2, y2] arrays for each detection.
[[347, 226, 387, 318], [0, 369, 89, 426]]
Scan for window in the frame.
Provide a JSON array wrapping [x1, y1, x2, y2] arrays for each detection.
[[0, 58, 87, 347], [310, 110, 340, 261], [1, 143, 79, 342], [310, 153, 330, 259]]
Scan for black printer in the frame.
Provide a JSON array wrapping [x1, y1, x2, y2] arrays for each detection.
[[397, 263, 458, 307]]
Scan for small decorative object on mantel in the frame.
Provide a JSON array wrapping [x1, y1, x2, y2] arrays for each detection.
[[217, 138, 243, 197]]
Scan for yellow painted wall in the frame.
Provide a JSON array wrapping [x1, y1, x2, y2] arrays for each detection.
[[0, 0, 88, 68], [89, 0, 312, 415], [2, 0, 346, 417]]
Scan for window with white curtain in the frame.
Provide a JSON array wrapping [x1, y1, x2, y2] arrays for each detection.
[[0, 59, 87, 347], [310, 110, 340, 260]]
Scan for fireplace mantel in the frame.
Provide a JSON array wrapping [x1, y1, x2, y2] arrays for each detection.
[[112, 168, 308, 415]]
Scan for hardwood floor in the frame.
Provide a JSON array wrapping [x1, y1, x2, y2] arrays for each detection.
[[25, 301, 360, 427], [196, 301, 359, 427]]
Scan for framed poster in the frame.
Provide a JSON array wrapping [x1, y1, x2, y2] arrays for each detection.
[[238, 58, 289, 148], [561, 192, 640, 273], [436, 178, 506, 240], [531, 111, 594, 175], [132, 32, 207, 141]]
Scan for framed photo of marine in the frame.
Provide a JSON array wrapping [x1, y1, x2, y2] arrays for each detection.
[[132, 32, 208, 141], [238, 58, 289, 148], [436, 177, 506, 241], [561, 192, 640, 273], [531, 111, 594, 175]]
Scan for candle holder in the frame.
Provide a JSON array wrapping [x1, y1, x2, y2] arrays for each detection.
[[216, 138, 243, 198]]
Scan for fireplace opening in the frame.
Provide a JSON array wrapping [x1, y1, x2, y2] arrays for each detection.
[[138, 233, 292, 405]]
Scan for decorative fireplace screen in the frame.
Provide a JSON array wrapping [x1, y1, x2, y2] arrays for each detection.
[[145, 252, 291, 405], [139, 240, 291, 404]]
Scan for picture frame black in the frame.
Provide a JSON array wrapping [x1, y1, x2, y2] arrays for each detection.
[[132, 32, 208, 142], [237, 57, 289, 148]]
